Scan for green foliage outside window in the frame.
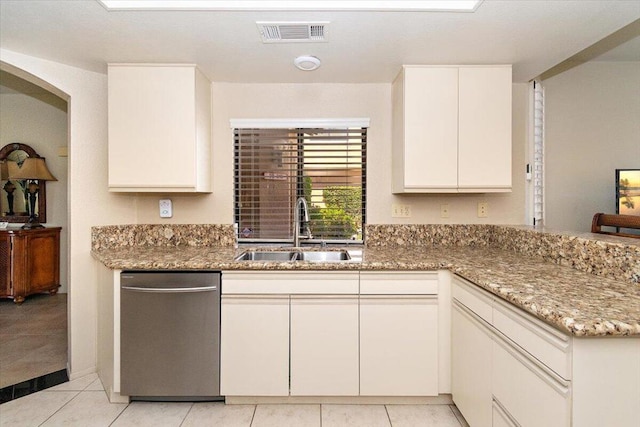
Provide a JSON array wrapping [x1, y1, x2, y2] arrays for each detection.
[[307, 185, 361, 239]]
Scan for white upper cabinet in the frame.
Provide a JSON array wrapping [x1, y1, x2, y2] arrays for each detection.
[[108, 64, 212, 192], [392, 65, 512, 193], [458, 67, 512, 192]]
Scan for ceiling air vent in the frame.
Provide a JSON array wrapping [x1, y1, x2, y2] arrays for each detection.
[[257, 22, 329, 43]]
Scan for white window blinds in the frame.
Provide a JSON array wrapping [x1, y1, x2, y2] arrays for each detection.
[[234, 127, 367, 243]]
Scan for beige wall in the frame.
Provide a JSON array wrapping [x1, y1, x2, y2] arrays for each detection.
[[544, 61, 640, 232], [0, 92, 69, 293], [0, 50, 529, 382], [136, 82, 528, 225], [1, 49, 137, 380]]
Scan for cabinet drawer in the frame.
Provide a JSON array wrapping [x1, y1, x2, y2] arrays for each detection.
[[492, 400, 518, 427], [452, 276, 492, 323], [360, 271, 438, 294], [222, 271, 359, 294], [492, 338, 570, 427], [493, 299, 571, 380]]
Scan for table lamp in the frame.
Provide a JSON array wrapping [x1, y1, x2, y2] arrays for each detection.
[[9, 157, 57, 229], [1, 160, 20, 216]]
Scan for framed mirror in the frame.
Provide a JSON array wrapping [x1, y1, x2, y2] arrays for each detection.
[[0, 143, 48, 224]]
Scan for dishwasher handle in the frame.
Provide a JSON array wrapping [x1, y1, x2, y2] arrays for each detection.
[[121, 285, 218, 293]]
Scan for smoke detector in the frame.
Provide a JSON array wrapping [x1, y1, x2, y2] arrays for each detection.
[[257, 22, 328, 43], [294, 56, 321, 71]]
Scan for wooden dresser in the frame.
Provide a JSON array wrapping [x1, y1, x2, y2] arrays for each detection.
[[0, 227, 61, 304]]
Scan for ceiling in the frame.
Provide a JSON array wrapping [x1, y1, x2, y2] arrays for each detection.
[[0, 0, 639, 84]]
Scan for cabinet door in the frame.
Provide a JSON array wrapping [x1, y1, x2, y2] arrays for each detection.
[[290, 296, 359, 396], [492, 338, 570, 427], [0, 234, 10, 297], [26, 231, 60, 293], [400, 67, 459, 191], [458, 66, 512, 192], [360, 296, 438, 396], [220, 295, 289, 396], [108, 64, 211, 192], [452, 302, 493, 427]]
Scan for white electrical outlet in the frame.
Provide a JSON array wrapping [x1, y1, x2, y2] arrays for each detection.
[[159, 199, 173, 218], [392, 204, 412, 218], [477, 202, 488, 218], [441, 204, 450, 218]]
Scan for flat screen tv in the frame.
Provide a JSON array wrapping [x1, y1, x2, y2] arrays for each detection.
[[616, 169, 640, 216]]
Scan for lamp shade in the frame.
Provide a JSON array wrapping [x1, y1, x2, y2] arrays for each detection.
[[1, 160, 20, 180], [9, 157, 57, 181]]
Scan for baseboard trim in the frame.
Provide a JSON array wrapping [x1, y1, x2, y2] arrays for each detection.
[[225, 394, 453, 405]]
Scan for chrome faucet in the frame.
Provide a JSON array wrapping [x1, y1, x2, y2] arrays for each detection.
[[293, 196, 311, 247]]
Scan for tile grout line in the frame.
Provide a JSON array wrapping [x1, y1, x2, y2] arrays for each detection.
[[384, 404, 393, 427], [37, 390, 82, 427], [178, 402, 195, 427], [107, 398, 130, 427], [249, 403, 257, 426]]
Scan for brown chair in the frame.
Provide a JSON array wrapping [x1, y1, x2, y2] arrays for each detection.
[[591, 213, 640, 238]]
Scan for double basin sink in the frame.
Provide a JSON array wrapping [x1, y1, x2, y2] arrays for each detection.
[[235, 249, 352, 262]]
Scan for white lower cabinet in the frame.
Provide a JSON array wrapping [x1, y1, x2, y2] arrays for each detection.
[[290, 296, 359, 396], [452, 276, 571, 427], [491, 401, 518, 427], [220, 295, 290, 396], [221, 270, 441, 398], [452, 302, 492, 427], [360, 271, 440, 396], [492, 337, 570, 427], [360, 295, 438, 396], [452, 275, 640, 427]]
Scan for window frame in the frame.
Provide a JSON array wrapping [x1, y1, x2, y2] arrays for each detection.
[[232, 119, 369, 245]]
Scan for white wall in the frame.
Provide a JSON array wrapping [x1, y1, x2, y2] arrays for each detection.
[[0, 92, 69, 293], [544, 61, 640, 232], [136, 82, 527, 225], [1, 49, 136, 380]]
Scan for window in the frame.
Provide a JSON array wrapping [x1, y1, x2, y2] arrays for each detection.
[[234, 124, 367, 244]]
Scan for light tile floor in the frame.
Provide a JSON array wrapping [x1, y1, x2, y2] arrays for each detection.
[[0, 373, 470, 427]]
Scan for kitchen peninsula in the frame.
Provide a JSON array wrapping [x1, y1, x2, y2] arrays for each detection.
[[92, 223, 640, 427]]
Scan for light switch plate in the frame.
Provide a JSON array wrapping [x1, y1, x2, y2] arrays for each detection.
[[159, 199, 173, 218]]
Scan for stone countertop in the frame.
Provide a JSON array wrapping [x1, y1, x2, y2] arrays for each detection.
[[91, 244, 640, 338]]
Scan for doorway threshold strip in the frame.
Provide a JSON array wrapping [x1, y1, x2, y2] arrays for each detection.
[[0, 369, 68, 404]]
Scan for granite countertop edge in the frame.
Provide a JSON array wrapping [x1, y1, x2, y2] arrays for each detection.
[[91, 246, 640, 338]]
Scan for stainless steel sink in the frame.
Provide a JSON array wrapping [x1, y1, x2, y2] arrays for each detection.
[[295, 251, 351, 262], [234, 250, 351, 262], [234, 251, 297, 261]]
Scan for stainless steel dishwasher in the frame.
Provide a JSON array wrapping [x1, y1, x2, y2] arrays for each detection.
[[120, 271, 222, 401]]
